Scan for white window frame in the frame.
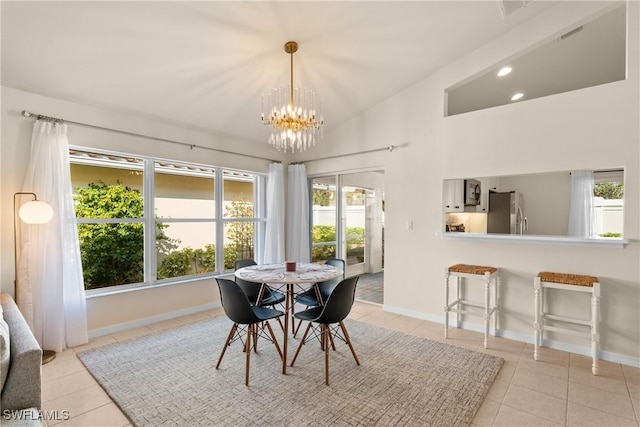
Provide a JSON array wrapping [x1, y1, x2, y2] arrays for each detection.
[[69, 146, 266, 296]]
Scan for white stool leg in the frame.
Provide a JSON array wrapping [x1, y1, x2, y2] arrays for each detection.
[[456, 276, 461, 328], [533, 277, 542, 361], [492, 274, 499, 336], [444, 270, 450, 339], [483, 272, 490, 349], [592, 283, 600, 375]]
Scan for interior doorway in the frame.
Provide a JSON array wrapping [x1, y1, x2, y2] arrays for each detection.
[[310, 170, 384, 304]]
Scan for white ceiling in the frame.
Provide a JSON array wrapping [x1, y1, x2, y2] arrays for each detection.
[[2, 1, 560, 144]]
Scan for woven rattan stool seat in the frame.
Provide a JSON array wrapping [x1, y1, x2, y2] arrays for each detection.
[[449, 264, 497, 275], [537, 271, 598, 287]]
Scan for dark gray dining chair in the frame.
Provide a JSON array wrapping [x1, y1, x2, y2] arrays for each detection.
[[215, 278, 284, 386], [290, 276, 360, 385]]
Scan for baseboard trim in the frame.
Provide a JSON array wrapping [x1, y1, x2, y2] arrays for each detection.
[[88, 302, 222, 339], [383, 304, 640, 368]]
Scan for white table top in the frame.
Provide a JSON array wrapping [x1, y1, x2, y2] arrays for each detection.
[[234, 262, 342, 285]]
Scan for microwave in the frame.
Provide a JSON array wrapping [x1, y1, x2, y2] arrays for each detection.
[[464, 179, 481, 205]]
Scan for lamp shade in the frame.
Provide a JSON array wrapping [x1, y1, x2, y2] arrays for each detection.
[[18, 200, 53, 224]]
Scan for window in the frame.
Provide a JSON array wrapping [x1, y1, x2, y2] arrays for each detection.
[[594, 170, 624, 238], [70, 148, 266, 293]]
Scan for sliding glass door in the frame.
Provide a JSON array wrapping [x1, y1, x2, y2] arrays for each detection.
[[310, 171, 384, 278]]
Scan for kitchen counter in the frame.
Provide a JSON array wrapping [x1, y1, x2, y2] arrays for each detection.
[[439, 232, 629, 248]]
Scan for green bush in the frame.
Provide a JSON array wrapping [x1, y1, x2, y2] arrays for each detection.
[[599, 232, 622, 238], [75, 182, 147, 289]]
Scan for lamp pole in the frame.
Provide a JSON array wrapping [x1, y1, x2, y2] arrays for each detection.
[[13, 192, 56, 364]]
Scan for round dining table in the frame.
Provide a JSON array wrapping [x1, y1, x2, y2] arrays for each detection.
[[234, 262, 343, 374]]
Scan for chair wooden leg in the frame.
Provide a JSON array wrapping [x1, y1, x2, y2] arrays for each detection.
[[291, 322, 312, 366], [253, 324, 259, 353], [324, 324, 330, 385], [216, 323, 237, 369], [245, 324, 252, 386], [265, 320, 284, 361], [339, 321, 360, 366]]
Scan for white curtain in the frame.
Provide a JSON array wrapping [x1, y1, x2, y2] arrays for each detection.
[[17, 120, 88, 352], [286, 164, 310, 262], [262, 162, 285, 264], [567, 170, 596, 237]]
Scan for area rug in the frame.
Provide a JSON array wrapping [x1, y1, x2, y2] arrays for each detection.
[[77, 317, 503, 427]]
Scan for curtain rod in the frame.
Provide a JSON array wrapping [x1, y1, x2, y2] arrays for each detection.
[[291, 145, 397, 165], [21, 110, 281, 163]]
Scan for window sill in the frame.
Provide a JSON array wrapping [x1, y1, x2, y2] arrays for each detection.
[[84, 273, 232, 299], [439, 232, 630, 248]]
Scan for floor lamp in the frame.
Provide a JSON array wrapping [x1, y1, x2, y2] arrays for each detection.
[[14, 192, 56, 364]]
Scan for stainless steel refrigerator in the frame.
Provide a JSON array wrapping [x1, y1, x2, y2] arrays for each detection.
[[487, 191, 527, 234]]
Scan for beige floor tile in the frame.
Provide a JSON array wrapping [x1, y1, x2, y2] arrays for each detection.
[[517, 356, 570, 380], [567, 401, 638, 426], [503, 383, 567, 425], [623, 364, 640, 386], [570, 352, 624, 377], [42, 355, 87, 382], [494, 359, 517, 383], [406, 320, 446, 340], [523, 343, 571, 364], [110, 326, 153, 342], [511, 363, 568, 400], [42, 370, 99, 402], [56, 403, 129, 427], [568, 380, 636, 421], [493, 404, 564, 427], [48, 349, 78, 363], [355, 309, 399, 328], [43, 385, 112, 426], [146, 317, 184, 331], [350, 302, 380, 316], [72, 335, 117, 353], [485, 379, 509, 403], [176, 310, 212, 325], [384, 315, 426, 334], [569, 364, 630, 395], [471, 397, 500, 426], [486, 336, 527, 354]]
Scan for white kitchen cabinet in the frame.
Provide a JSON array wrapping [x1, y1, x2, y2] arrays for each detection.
[[444, 179, 464, 212], [476, 178, 495, 213], [476, 177, 498, 212]]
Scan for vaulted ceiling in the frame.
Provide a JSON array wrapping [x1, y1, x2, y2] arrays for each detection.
[[2, 1, 560, 144]]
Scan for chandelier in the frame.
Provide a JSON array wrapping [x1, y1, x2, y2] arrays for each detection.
[[261, 41, 323, 153]]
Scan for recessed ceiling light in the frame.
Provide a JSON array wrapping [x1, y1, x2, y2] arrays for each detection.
[[511, 92, 524, 101], [497, 66, 512, 77]]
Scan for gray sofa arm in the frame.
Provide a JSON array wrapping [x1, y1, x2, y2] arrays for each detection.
[[1, 294, 42, 411]]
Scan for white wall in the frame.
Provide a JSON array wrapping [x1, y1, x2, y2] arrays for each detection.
[[304, 1, 640, 364], [1, 86, 286, 331]]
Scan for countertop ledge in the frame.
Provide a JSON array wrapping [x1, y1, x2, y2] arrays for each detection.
[[439, 232, 630, 248]]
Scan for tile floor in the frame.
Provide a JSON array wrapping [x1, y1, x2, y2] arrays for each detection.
[[354, 271, 384, 305], [41, 302, 639, 427]]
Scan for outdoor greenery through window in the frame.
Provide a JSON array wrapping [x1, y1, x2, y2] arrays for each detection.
[[70, 148, 265, 292], [594, 170, 624, 238]]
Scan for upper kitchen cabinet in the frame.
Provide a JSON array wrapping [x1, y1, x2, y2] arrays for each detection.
[[443, 179, 464, 213]]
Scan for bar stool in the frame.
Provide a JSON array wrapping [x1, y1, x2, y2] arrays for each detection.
[[444, 264, 498, 349], [534, 271, 600, 375]]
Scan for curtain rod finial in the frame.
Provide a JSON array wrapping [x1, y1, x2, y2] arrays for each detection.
[[21, 110, 33, 118]]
